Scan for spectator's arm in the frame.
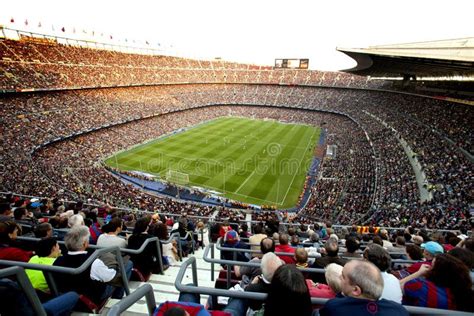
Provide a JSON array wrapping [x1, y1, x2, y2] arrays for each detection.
[[90, 259, 117, 282], [399, 264, 430, 290]]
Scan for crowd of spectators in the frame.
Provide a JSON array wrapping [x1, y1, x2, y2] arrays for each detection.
[[0, 37, 375, 91], [163, 219, 473, 315], [0, 37, 472, 231]]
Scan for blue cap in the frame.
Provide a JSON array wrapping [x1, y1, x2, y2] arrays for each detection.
[[421, 241, 443, 255]]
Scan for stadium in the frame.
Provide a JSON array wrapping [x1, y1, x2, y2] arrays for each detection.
[[0, 3, 473, 316]]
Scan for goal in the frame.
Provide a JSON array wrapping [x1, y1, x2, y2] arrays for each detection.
[[165, 170, 190, 186]]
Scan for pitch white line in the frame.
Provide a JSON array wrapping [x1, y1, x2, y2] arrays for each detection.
[[234, 168, 257, 194]]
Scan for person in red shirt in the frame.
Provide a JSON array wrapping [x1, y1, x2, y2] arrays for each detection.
[[275, 233, 295, 264], [219, 220, 232, 239], [0, 221, 33, 262]]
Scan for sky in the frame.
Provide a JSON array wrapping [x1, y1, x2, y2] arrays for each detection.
[[1, 0, 473, 70]]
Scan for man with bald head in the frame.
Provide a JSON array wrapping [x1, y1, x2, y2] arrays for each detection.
[[320, 260, 408, 315], [234, 237, 275, 287]]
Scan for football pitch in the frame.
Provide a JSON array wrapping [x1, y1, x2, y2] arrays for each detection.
[[105, 117, 320, 209]]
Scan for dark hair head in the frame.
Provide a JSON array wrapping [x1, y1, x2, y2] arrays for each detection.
[[36, 237, 58, 257], [364, 243, 391, 272], [264, 264, 312, 316], [150, 222, 169, 240], [345, 236, 360, 253], [133, 217, 150, 234], [13, 207, 27, 220], [0, 203, 11, 214], [253, 224, 263, 234], [405, 244, 423, 261], [290, 235, 300, 246], [449, 247, 474, 269], [395, 236, 406, 246], [0, 221, 19, 243], [427, 253, 473, 311], [463, 238, 474, 252], [34, 223, 53, 238], [372, 236, 383, 246], [260, 237, 275, 254], [108, 218, 122, 232]]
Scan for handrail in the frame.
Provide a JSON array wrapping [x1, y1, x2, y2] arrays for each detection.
[[0, 266, 47, 316], [175, 257, 474, 316], [106, 284, 156, 316], [216, 238, 410, 262], [164, 232, 183, 261], [204, 244, 325, 272], [0, 246, 130, 297], [18, 235, 165, 275], [216, 238, 322, 258], [203, 243, 325, 288]]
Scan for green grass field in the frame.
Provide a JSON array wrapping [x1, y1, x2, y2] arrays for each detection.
[[105, 117, 320, 208]]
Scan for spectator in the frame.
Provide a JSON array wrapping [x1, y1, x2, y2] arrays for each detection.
[[275, 233, 295, 264], [221, 230, 250, 263], [0, 221, 33, 262], [0, 277, 79, 316], [401, 253, 474, 312], [25, 237, 61, 297], [234, 237, 275, 287], [219, 220, 232, 239], [53, 226, 123, 304], [67, 214, 85, 228], [363, 243, 403, 303], [244, 252, 284, 312], [127, 217, 160, 277], [34, 222, 54, 238], [263, 264, 312, 316], [306, 263, 343, 299], [97, 217, 127, 248], [311, 237, 346, 283], [0, 203, 13, 222], [248, 224, 267, 258], [295, 247, 309, 269], [320, 260, 408, 315], [342, 236, 361, 258], [404, 241, 443, 276]]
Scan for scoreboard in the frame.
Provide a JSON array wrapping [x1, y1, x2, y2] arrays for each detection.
[[274, 58, 309, 69]]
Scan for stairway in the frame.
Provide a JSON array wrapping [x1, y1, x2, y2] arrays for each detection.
[[100, 246, 220, 315]]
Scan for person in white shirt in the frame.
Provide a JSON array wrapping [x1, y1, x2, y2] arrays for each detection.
[[363, 243, 403, 303]]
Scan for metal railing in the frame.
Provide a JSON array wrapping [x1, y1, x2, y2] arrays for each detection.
[[175, 256, 474, 316], [0, 246, 130, 297], [0, 266, 47, 316], [203, 243, 325, 288], [18, 235, 164, 275], [106, 284, 156, 316]]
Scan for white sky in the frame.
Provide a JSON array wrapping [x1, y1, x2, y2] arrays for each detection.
[[1, 0, 473, 70]]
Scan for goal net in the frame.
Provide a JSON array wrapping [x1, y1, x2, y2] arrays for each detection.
[[165, 170, 190, 186]]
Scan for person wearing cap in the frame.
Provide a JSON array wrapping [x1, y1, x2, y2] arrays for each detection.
[[221, 230, 249, 263], [400, 253, 474, 312], [405, 241, 443, 275]]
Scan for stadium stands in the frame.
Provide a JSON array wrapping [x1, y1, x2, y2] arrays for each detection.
[[0, 33, 472, 315]]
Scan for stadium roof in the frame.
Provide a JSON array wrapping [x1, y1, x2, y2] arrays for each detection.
[[337, 38, 474, 79]]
